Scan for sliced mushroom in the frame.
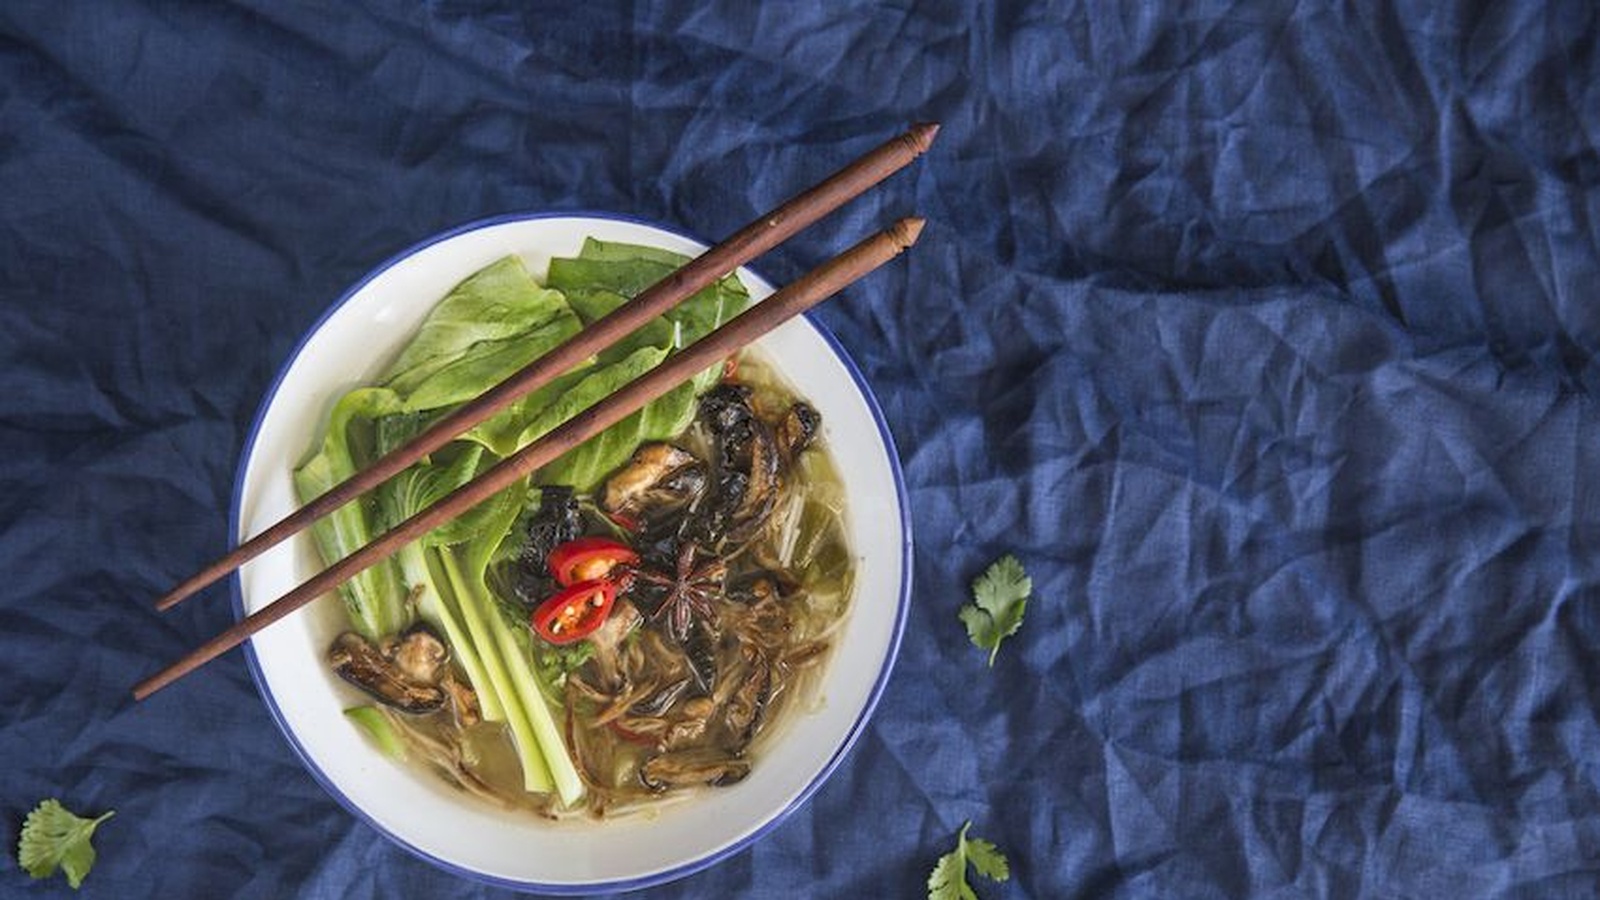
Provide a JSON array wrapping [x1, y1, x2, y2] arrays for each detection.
[[728, 573, 780, 606], [383, 624, 450, 685], [329, 631, 447, 714], [689, 385, 783, 548], [441, 672, 481, 727], [601, 443, 706, 521], [723, 651, 773, 748], [722, 589, 792, 654], [729, 424, 782, 541], [639, 750, 751, 791], [683, 620, 719, 696], [776, 402, 821, 459], [584, 599, 643, 690], [630, 677, 691, 718], [781, 639, 831, 671], [663, 697, 718, 749]]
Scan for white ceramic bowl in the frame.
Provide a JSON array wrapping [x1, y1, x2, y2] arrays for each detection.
[[230, 213, 911, 893]]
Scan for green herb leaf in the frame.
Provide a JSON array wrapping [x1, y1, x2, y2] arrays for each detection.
[[531, 639, 597, 702], [963, 834, 1011, 883], [926, 850, 976, 900], [17, 799, 114, 890], [927, 821, 1009, 900], [960, 554, 1031, 665]]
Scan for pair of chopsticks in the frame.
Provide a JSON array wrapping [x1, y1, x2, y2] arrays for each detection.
[[133, 122, 938, 701]]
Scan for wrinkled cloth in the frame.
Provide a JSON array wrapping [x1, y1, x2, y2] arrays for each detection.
[[4, 1, 1600, 897]]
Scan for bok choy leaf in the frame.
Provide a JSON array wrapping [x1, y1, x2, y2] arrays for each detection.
[[293, 387, 409, 641], [381, 256, 580, 391], [532, 239, 752, 489]]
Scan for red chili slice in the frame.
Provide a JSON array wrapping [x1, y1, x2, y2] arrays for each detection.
[[547, 536, 639, 586], [530, 579, 616, 644]]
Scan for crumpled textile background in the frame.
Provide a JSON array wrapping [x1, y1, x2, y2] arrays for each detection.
[[4, 1, 1599, 897]]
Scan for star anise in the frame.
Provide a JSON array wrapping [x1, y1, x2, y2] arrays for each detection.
[[627, 541, 727, 643]]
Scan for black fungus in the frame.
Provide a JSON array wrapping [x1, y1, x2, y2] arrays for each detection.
[[522, 486, 580, 565]]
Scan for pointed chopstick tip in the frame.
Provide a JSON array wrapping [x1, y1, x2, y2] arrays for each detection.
[[890, 216, 926, 250], [907, 122, 940, 155]]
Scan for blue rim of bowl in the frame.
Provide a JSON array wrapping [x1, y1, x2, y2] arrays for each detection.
[[228, 210, 914, 894]]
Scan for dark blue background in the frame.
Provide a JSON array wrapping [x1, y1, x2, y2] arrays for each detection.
[[4, 1, 1600, 897]]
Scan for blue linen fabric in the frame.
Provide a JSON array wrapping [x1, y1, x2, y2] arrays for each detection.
[[3, 0, 1600, 896]]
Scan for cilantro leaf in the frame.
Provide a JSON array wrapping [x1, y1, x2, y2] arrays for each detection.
[[17, 799, 114, 890], [960, 554, 1032, 665], [927, 821, 1010, 900], [926, 849, 975, 900], [964, 833, 1011, 882]]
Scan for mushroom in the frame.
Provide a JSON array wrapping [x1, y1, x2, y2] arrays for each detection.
[[723, 652, 773, 750], [440, 673, 481, 727], [776, 402, 821, 459], [688, 385, 783, 548], [600, 443, 706, 522], [327, 624, 451, 714], [639, 750, 751, 791], [584, 598, 643, 691], [383, 624, 450, 685]]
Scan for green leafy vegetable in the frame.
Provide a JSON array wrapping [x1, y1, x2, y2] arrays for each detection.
[[927, 821, 1010, 900], [381, 255, 590, 448], [381, 255, 581, 398], [370, 424, 534, 558], [293, 255, 586, 641], [293, 387, 410, 641], [17, 799, 114, 890], [533, 238, 751, 489], [364, 435, 567, 795], [437, 547, 554, 793], [561, 288, 677, 364], [460, 368, 592, 457], [528, 346, 699, 490], [545, 238, 689, 297], [959, 554, 1031, 665], [394, 540, 504, 723], [369, 438, 511, 726], [390, 316, 584, 412], [374, 443, 480, 525]]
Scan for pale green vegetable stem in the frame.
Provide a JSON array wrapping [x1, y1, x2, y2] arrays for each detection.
[[437, 549, 554, 793]]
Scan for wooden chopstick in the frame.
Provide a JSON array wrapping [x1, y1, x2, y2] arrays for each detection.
[[132, 217, 925, 701], [153, 122, 939, 614]]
